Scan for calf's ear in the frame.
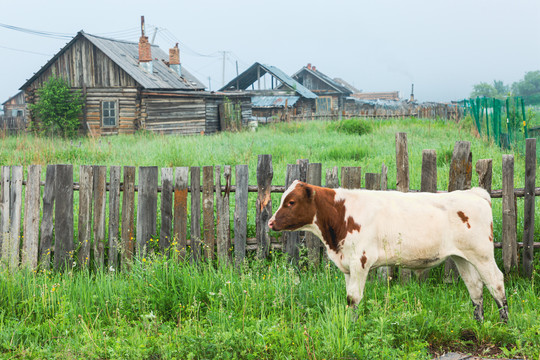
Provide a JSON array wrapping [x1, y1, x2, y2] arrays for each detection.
[[304, 184, 313, 200]]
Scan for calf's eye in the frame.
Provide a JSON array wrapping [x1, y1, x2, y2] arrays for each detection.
[[288, 201, 295, 206]]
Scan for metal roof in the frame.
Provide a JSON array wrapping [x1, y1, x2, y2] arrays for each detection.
[[252, 95, 299, 108], [219, 62, 317, 99], [293, 67, 352, 95], [21, 31, 205, 91]]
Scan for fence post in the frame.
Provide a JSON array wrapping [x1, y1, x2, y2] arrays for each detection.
[[365, 173, 381, 190], [256, 155, 273, 259], [137, 166, 158, 257], [108, 166, 121, 269], [216, 165, 231, 264], [418, 150, 437, 281], [54, 164, 74, 271], [523, 139, 536, 278], [396, 132, 411, 282], [306, 163, 322, 266], [380, 163, 388, 190], [202, 166, 215, 260], [174, 167, 189, 260], [475, 159, 493, 194], [341, 167, 362, 189], [190, 167, 201, 263], [284, 164, 301, 262], [39, 165, 56, 268], [93, 166, 107, 269], [160, 168, 173, 253], [297, 159, 309, 182], [0, 166, 9, 262], [78, 165, 94, 268], [234, 165, 249, 265], [502, 155, 518, 274], [445, 141, 472, 282], [6, 166, 23, 270], [121, 166, 136, 269], [22, 165, 41, 270], [325, 167, 339, 188]]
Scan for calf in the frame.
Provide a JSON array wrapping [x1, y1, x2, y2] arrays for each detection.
[[268, 180, 508, 322]]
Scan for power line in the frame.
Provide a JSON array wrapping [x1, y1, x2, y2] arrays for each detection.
[[0, 22, 73, 39], [0, 44, 52, 56]]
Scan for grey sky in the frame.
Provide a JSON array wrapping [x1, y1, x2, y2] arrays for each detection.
[[2, 0, 539, 105]]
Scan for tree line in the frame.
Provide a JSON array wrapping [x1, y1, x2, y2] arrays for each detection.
[[471, 70, 540, 104]]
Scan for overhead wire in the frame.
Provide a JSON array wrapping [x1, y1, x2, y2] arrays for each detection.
[[0, 44, 52, 56], [0, 22, 73, 39]]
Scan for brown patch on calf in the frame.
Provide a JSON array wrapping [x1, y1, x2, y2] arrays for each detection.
[[489, 222, 493, 242], [457, 211, 471, 229], [347, 216, 361, 234], [361, 251, 367, 269]]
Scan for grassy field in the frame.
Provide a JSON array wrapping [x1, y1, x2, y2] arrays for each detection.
[[0, 117, 539, 359]]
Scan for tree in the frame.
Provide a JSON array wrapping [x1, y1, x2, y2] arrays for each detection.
[[470, 80, 508, 99], [512, 70, 540, 104], [29, 76, 84, 137]]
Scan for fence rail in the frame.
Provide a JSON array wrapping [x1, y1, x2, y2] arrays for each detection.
[[0, 136, 537, 278]]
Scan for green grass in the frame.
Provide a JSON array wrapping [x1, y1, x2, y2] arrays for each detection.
[[1, 254, 539, 359]]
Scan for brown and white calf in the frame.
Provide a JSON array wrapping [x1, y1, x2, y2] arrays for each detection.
[[268, 180, 508, 322]]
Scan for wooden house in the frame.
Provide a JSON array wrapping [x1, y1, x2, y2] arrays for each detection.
[[1, 90, 27, 132], [220, 62, 317, 122], [291, 64, 352, 115], [20, 30, 250, 136], [351, 91, 400, 101]]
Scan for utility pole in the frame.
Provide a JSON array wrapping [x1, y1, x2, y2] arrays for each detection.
[[208, 77, 212, 91], [151, 27, 158, 44], [222, 51, 227, 87]]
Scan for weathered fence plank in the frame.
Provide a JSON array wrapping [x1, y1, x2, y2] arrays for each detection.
[[108, 166, 121, 269], [203, 166, 215, 260], [365, 173, 381, 190], [475, 159, 493, 193], [380, 163, 388, 190], [284, 164, 301, 262], [341, 167, 361, 189], [137, 166, 158, 256], [190, 167, 201, 262], [120, 166, 136, 268], [523, 138, 536, 278], [216, 165, 231, 264], [39, 165, 55, 268], [234, 165, 249, 265], [160, 168, 173, 253], [54, 165, 74, 270], [0, 166, 9, 261], [325, 167, 339, 188], [93, 166, 107, 268], [421, 150, 437, 193], [78, 165, 93, 268], [297, 159, 309, 182], [395, 133, 411, 282], [174, 167, 189, 259], [22, 165, 42, 269], [306, 163, 322, 266], [6, 166, 23, 269], [502, 155, 518, 274], [256, 155, 273, 259]]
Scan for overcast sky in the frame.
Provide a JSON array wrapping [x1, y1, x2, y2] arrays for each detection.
[[1, 0, 539, 105]]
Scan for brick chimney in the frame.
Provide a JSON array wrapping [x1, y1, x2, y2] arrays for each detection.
[[169, 43, 182, 77], [138, 16, 153, 73], [312, 66, 316, 72], [307, 63, 312, 70]]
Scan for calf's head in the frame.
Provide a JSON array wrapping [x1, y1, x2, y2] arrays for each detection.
[[268, 180, 316, 231]]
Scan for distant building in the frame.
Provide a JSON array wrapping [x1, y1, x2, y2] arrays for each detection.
[[351, 91, 400, 101], [2, 91, 26, 118]]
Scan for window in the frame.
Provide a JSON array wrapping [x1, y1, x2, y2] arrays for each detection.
[[102, 101, 117, 127]]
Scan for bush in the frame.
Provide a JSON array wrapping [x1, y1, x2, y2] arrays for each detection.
[[29, 76, 84, 138], [328, 118, 372, 136]]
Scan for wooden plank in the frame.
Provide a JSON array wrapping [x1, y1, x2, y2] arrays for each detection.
[[502, 155, 518, 274], [77, 165, 93, 268], [341, 167, 361, 189], [365, 173, 381, 190], [325, 166, 339, 188], [296, 159, 309, 182], [523, 139, 536, 278], [39, 165, 56, 268], [202, 166, 215, 260], [22, 165, 42, 269], [160, 168, 173, 253], [256, 155, 273, 259], [234, 165, 249, 265], [173, 167, 189, 259], [54, 165, 74, 270], [0, 166, 10, 262], [120, 166, 136, 269], [380, 163, 388, 190], [421, 150, 437, 193], [445, 141, 472, 282], [190, 167, 201, 262], [216, 166, 231, 264], [6, 166, 23, 269], [93, 166, 107, 269], [108, 166, 121, 269], [137, 166, 158, 256], [306, 163, 322, 266], [395, 133, 411, 282], [283, 164, 301, 262], [475, 159, 493, 193]]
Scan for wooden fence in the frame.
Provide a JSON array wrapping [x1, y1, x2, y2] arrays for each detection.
[[0, 136, 537, 278]]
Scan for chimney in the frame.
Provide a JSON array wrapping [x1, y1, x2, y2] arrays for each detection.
[[307, 63, 312, 70], [138, 16, 153, 73], [409, 83, 415, 102], [169, 43, 182, 77], [312, 66, 316, 72]]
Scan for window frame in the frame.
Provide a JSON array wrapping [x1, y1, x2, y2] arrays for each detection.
[[101, 100, 118, 127]]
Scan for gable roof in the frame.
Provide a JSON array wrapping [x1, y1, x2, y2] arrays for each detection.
[[293, 66, 352, 95], [20, 31, 205, 91], [2, 90, 25, 106], [219, 62, 317, 99]]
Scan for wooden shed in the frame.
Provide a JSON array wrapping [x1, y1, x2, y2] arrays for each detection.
[[20, 31, 249, 136]]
